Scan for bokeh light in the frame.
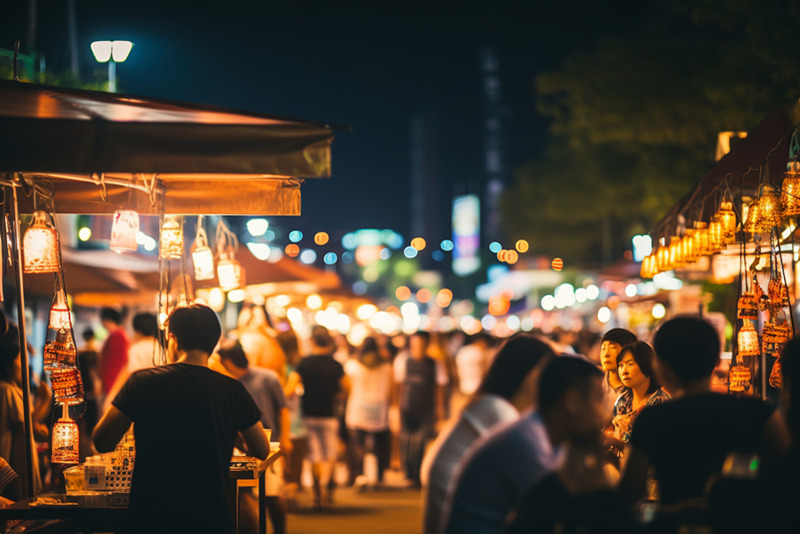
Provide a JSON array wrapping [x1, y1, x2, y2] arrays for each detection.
[[411, 237, 427, 250], [489, 241, 502, 253], [552, 257, 564, 271], [416, 288, 432, 303], [515, 239, 529, 253], [314, 232, 329, 246], [396, 286, 411, 301], [289, 230, 303, 243], [440, 239, 454, 251], [285, 244, 300, 257]]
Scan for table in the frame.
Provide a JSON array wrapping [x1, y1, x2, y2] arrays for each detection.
[[0, 451, 282, 534]]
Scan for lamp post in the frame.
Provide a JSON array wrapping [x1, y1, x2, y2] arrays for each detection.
[[90, 40, 133, 93]]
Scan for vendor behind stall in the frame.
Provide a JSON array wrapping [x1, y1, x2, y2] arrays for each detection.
[[93, 304, 269, 534]]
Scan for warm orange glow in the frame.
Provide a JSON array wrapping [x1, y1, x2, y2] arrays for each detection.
[[411, 237, 426, 251], [285, 244, 300, 257], [505, 250, 519, 265], [551, 257, 563, 271], [52, 412, 80, 464], [159, 216, 183, 260], [110, 209, 139, 253], [314, 232, 329, 246], [416, 288, 432, 303], [497, 250, 507, 262], [395, 286, 411, 301], [436, 288, 453, 308], [488, 295, 510, 316], [23, 211, 59, 274], [515, 240, 529, 253]]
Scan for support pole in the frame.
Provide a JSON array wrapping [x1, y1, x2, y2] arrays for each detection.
[[10, 184, 36, 498]]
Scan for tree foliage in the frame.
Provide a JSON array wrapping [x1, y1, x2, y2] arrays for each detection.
[[503, 1, 800, 266]]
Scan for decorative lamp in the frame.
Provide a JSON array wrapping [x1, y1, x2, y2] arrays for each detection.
[[23, 211, 59, 273], [640, 254, 656, 279], [668, 237, 684, 268], [656, 245, 670, 272], [743, 198, 761, 234], [192, 225, 215, 281], [159, 216, 183, 260], [780, 161, 800, 217], [693, 222, 710, 256], [718, 201, 737, 243], [110, 209, 139, 253], [50, 367, 83, 404], [708, 215, 724, 253], [737, 320, 760, 357], [756, 184, 782, 231], [51, 404, 80, 464], [48, 288, 71, 331], [682, 229, 698, 262], [217, 252, 245, 292], [737, 292, 758, 319]]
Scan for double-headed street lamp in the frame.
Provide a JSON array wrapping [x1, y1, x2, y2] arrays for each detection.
[[90, 40, 133, 93]]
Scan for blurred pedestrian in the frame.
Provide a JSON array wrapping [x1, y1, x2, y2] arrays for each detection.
[[296, 325, 349, 508], [98, 307, 129, 406], [394, 331, 448, 487], [104, 312, 160, 408], [422, 333, 555, 534], [275, 328, 306, 509], [219, 339, 291, 534], [440, 356, 605, 534], [345, 336, 393, 488]]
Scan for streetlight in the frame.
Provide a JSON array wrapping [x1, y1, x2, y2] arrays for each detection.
[[90, 40, 133, 93]]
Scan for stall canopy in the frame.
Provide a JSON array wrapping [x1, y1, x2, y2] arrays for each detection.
[[0, 79, 344, 215], [652, 108, 798, 240]]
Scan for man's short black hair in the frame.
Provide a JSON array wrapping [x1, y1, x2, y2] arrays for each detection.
[[167, 305, 221, 355], [653, 316, 720, 383], [538, 355, 603, 412], [217, 339, 249, 369], [310, 325, 335, 350], [100, 307, 123, 325], [132, 312, 158, 338]]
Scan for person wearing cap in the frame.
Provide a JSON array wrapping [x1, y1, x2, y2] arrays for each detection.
[[598, 328, 637, 424]]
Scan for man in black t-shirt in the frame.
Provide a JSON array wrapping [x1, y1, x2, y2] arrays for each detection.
[[619, 316, 790, 506], [93, 305, 269, 534], [295, 325, 348, 508]]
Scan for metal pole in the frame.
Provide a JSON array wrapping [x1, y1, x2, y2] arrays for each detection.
[[10, 184, 36, 498], [108, 61, 116, 93]]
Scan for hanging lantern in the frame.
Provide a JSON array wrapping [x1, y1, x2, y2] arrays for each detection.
[[781, 161, 800, 218], [51, 404, 80, 464], [738, 320, 760, 357], [656, 245, 670, 272], [159, 216, 184, 260], [682, 229, 698, 263], [217, 252, 245, 292], [718, 201, 737, 243], [48, 289, 71, 331], [50, 367, 83, 404], [707, 215, 724, 253], [743, 198, 761, 234], [110, 209, 140, 253], [668, 237, 684, 268], [737, 292, 758, 319], [23, 211, 59, 274], [769, 358, 783, 389], [192, 226, 215, 281], [692, 222, 711, 256], [756, 184, 782, 231], [640, 254, 656, 279]]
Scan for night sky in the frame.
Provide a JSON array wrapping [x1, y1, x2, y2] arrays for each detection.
[[2, 1, 646, 240]]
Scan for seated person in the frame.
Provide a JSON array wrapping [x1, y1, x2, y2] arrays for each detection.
[[619, 316, 791, 506]]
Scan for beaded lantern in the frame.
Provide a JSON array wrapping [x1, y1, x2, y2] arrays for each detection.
[[743, 198, 761, 234], [718, 201, 737, 243], [23, 211, 59, 274], [159, 216, 184, 260], [48, 287, 71, 331], [656, 245, 670, 272], [756, 184, 782, 231], [110, 209, 140, 253], [217, 252, 245, 292], [737, 291, 759, 320], [51, 404, 79, 464], [639, 254, 656, 279], [738, 320, 761, 357], [693, 222, 712, 255], [50, 367, 84, 404], [708, 216, 724, 253], [781, 161, 800, 217]]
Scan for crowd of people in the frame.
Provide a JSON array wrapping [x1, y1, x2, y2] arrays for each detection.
[[1, 302, 800, 533]]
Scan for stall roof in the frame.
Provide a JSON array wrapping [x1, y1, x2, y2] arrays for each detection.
[[652, 108, 797, 239], [0, 79, 345, 215]]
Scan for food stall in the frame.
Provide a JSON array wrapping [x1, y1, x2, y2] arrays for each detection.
[[0, 78, 343, 504], [641, 103, 800, 399]]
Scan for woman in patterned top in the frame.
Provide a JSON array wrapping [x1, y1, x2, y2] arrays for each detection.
[[605, 341, 670, 461]]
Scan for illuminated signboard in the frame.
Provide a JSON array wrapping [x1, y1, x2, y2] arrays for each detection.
[[452, 195, 480, 276]]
